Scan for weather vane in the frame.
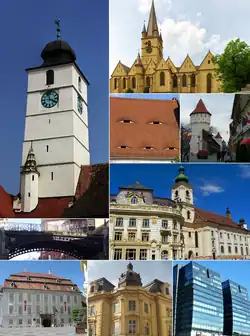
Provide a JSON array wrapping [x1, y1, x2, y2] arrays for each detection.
[[55, 19, 61, 40]]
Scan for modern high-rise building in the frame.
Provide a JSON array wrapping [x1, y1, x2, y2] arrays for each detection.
[[222, 280, 250, 336], [173, 262, 224, 336]]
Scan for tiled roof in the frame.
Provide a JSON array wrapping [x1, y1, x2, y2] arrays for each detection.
[[195, 208, 248, 231], [110, 97, 180, 159], [0, 186, 15, 217], [120, 182, 152, 191], [190, 99, 211, 116]]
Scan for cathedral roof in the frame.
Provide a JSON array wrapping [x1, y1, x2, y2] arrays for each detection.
[[121, 181, 153, 191], [147, 0, 159, 36], [118, 263, 143, 287], [190, 99, 211, 116]]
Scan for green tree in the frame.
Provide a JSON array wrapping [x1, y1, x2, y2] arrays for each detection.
[[213, 39, 250, 92], [72, 308, 87, 327], [126, 88, 134, 93]]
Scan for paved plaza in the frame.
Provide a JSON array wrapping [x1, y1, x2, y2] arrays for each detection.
[[0, 326, 86, 336]]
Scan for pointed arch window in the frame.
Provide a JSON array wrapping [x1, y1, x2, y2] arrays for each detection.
[[146, 76, 150, 87], [114, 78, 118, 89], [160, 72, 165, 86], [46, 70, 54, 85], [191, 74, 196, 87], [207, 73, 212, 93], [182, 74, 187, 87], [123, 78, 126, 89], [132, 77, 136, 89], [173, 74, 177, 88]]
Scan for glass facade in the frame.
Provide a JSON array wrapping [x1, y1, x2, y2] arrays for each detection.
[[174, 262, 224, 336], [223, 280, 250, 336]]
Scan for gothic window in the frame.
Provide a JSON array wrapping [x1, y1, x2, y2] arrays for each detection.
[[132, 77, 136, 89], [123, 78, 126, 89], [207, 73, 212, 93], [146, 76, 150, 87], [221, 245, 224, 254], [46, 70, 54, 85], [195, 232, 198, 248], [187, 211, 191, 219], [173, 74, 177, 88], [78, 76, 82, 92], [182, 74, 187, 87], [191, 74, 196, 87], [114, 78, 117, 89], [160, 71, 165, 86], [131, 197, 137, 204]]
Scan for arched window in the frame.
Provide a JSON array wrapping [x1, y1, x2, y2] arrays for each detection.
[[131, 197, 137, 204], [195, 231, 198, 248], [123, 78, 126, 89], [114, 78, 117, 89], [207, 73, 212, 93], [241, 247, 244, 255], [132, 77, 136, 89], [175, 190, 178, 197], [78, 76, 82, 92], [146, 76, 150, 87], [182, 74, 187, 87], [228, 246, 231, 253], [187, 211, 191, 219], [173, 74, 177, 88], [160, 72, 165, 86], [46, 70, 54, 85], [186, 190, 190, 197], [191, 74, 196, 87], [221, 245, 224, 254]]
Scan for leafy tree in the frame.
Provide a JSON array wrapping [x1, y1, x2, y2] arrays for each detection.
[[72, 308, 87, 327], [126, 88, 134, 93], [213, 39, 250, 92]]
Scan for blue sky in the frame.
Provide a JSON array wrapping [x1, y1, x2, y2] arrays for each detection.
[[174, 260, 250, 294], [0, 0, 108, 195], [110, 93, 179, 100], [110, 163, 250, 226], [0, 260, 84, 291], [88, 260, 173, 290]]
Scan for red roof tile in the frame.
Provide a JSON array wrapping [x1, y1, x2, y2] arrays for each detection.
[[195, 207, 248, 231], [190, 99, 211, 116], [0, 186, 15, 217]]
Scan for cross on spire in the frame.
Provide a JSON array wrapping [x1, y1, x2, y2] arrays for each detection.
[[55, 19, 61, 40]]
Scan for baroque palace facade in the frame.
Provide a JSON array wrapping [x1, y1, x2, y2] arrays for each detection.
[[110, 1, 221, 94], [110, 166, 250, 260], [88, 262, 172, 336]]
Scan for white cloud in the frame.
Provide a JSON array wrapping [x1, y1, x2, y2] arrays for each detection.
[[239, 165, 250, 178], [200, 184, 224, 196], [197, 12, 202, 17]]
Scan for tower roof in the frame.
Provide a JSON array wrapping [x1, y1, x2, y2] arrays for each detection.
[[190, 99, 211, 116], [215, 132, 222, 139], [21, 144, 39, 175], [135, 53, 143, 67], [41, 40, 76, 67], [147, 0, 159, 36], [121, 181, 153, 191], [118, 263, 142, 287], [175, 166, 189, 184]]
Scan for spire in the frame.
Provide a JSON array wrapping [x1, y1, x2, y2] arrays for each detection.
[[175, 166, 189, 184], [190, 99, 211, 116], [142, 20, 147, 35], [226, 207, 231, 219], [147, 0, 159, 36], [21, 143, 39, 174], [135, 52, 143, 67], [159, 29, 163, 41], [55, 19, 61, 40]]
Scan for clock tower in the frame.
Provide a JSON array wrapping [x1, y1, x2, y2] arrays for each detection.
[[141, 0, 163, 66], [20, 20, 90, 211]]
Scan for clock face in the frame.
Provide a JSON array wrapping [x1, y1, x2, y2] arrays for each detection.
[[41, 90, 59, 108], [77, 95, 83, 114], [145, 41, 152, 54]]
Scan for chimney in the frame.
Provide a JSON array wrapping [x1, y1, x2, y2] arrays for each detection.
[[226, 207, 231, 219], [239, 218, 248, 230]]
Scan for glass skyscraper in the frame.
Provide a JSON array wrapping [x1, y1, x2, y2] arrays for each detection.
[[173, 261, 224, 336], [223, 280, 250, 336]]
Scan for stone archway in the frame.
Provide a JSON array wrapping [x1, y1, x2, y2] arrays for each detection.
[[41, 314, 52, 327]]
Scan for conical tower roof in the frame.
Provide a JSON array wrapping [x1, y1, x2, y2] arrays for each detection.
[[135, 53, 143, 67], [175, 166, 188, 184], [215, 132, 222, 139], [21, 144, 39, 174], [147, 0, 159, 36], [190, 99, 211, 116]]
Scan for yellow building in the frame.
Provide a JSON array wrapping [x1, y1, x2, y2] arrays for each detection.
[[110, 0, 221, 94], [88, 262, 172, 336]]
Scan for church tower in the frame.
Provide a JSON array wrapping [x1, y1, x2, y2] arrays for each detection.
[[171, 166, 194, 223], [141, 0, 163, 66], [21, 20, 90, 205]]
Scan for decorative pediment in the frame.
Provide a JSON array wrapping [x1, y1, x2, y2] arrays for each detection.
[[179, 55, 196, 73], [128, 60, 137, 76], [199, 51, 216, 70], [166, 57, 177, 73], [145, 59, 156, 75], [125, 191, 145, 205], [111, 61, 130, 77], [156, 58, 169, 71]]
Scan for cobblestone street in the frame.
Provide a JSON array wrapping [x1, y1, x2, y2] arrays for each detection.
[[0, 326, 86, 336]]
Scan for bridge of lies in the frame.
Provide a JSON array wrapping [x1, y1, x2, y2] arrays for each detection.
[[0, 222, 108, 260]]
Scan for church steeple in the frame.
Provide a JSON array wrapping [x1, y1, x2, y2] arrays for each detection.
[[147, 0, 159, 37], [21, 143, 39, 175]]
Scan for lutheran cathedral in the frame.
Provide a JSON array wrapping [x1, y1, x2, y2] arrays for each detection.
[[110, 0, 221, 94]]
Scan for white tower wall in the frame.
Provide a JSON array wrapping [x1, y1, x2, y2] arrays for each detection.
[[190, 113, 211, 154], [20, 172, 39, 212]]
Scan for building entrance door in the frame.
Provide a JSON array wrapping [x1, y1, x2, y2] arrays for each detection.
[[41, 314, 52, 327]]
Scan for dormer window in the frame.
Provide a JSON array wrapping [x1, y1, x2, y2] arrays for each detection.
[[131, 197, 137, 204], [119, 119, 134, 124], [56, 279, 61, 283], [90, 285, 95, 293], [10, 282, 15, 287], [143, 146, 154, 150], [26, 276, 31, 281], [165, 147, 177, 150], [149, 121, 163, 125], [186, 190, 190, 197], [119, 145, 129, 149]]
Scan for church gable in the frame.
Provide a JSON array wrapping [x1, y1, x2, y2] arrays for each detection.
[[128, 60, 137, 76], [179, 55, 196, 73], [111, 61, 130, 77], [166, 57, 177, 73], [145, 59, 156, 75], [199, 51, 216, 70], [156, 58, 169, 71]]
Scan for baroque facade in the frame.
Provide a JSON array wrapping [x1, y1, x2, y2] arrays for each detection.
[[110, 166, 250, 260], [88, 262, 172, 336], [0, 271, 83, 328], [110, 1, 221, 94]]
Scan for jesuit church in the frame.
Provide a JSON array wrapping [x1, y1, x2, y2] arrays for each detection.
[[0, 22, 108, 218], [110, 0, 221, 94]]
